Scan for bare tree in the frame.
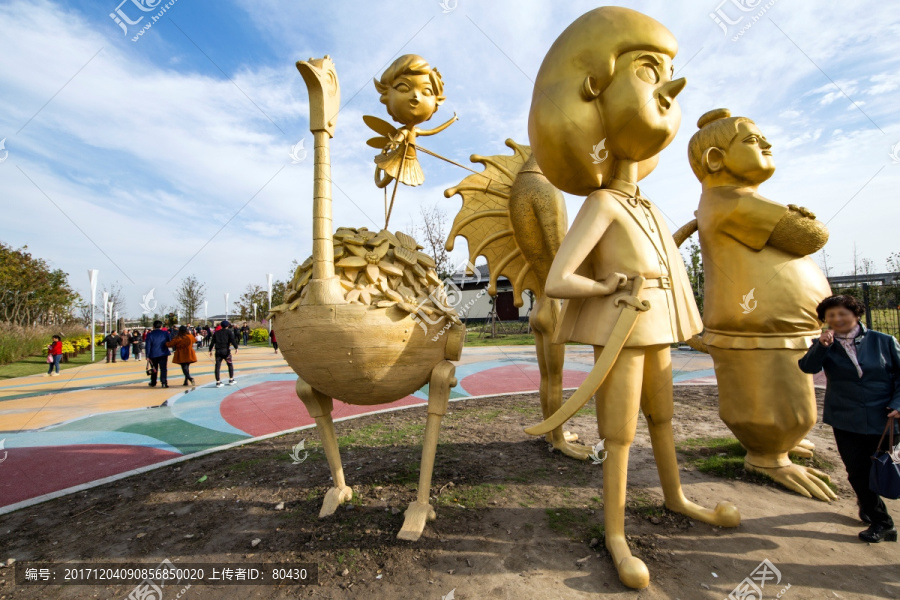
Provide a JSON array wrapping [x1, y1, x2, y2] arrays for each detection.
[[100, 283, 126, 323], [238, 284, 267, 321], [886, 251, 900, 273], [175, 275, 206, 323], [409, 203, 452, 279], [819, 250, 831, 279]]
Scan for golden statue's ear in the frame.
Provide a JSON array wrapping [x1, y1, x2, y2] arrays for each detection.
[[582, 76, 601, 100], [703, 147, 725, 174]]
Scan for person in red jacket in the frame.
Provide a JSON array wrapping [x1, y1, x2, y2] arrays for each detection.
[[45, 335, 63, 376]]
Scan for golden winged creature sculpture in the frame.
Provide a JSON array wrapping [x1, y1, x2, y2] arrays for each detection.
[[444, 139, 593, 459]]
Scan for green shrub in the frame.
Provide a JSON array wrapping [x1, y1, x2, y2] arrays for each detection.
[[250, 327, 269, 343]]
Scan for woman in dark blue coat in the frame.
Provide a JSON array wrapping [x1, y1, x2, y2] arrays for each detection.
[[799, 294, 900, 543]]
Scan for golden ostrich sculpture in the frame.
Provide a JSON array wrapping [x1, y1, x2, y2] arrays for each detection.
[[269, 55, 465, 541]]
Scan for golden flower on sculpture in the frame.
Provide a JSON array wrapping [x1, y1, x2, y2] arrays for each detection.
[[269, 227, 460, 326]]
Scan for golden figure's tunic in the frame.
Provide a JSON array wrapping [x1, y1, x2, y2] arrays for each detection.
[[697, 186, 831, 350], [552, 180, 702, 347]]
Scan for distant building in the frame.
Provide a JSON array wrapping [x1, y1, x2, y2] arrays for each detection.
[[449, 264, 533, 321]]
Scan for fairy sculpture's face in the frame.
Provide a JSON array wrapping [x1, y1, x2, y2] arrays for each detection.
[[600, 50, 686, 163], [386, 73, 438, 126]]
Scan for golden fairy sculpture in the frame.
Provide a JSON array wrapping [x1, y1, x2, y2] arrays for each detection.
[[367, 55, 457, 189], [269, 55, 464, 541]]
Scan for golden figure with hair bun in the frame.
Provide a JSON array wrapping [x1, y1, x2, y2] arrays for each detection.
[[687, 108, 836, 501]]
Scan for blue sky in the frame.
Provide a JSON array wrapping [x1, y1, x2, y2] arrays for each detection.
[[1, 0, 899, 317]]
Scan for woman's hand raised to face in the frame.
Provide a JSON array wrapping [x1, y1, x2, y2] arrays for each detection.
[[819, 329, 834, 347]]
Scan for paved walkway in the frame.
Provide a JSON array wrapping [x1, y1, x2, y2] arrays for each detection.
[[0, 344, 721, 513]]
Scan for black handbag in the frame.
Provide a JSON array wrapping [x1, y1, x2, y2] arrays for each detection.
[[869, 416, 900, 500]]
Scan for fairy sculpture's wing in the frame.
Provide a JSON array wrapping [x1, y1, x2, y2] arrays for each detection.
[[444, 139, 539, 306], [363, 115, 398, 149]]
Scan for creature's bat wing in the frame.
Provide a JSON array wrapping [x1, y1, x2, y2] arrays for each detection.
[[444, 139, 539, 305]]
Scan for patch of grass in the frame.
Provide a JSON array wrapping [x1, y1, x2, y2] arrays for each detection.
[[546, 507, 603, 542], [475, 408, 503, 422], [335, 548, 361, 569], [791, 452, 835, 471], [227, 457, 267, 472], [627, 490, 665, 519], [464, 332, 535, 347], [0, 350, 105, 380], [337, 422, 425, 449], [437, 483, 505, 508], [676, 436, 772, 485]]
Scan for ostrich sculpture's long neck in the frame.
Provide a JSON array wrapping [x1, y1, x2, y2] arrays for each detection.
[[297, 56, 346, 306]]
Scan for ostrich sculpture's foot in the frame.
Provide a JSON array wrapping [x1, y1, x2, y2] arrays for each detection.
[[606, 534, 650, 589], [665, 496, 741, 528], [397, 500, 436, 541], [319, 485, 353, 518], [551, 439, 592, 460], [745, 461, 836, 501], [789, 438, 816, 459]]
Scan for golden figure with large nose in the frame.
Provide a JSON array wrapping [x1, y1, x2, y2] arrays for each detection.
[[523, 7, 741, 589]]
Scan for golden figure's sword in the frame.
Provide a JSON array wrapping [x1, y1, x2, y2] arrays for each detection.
[[524, 276, 650, 436]]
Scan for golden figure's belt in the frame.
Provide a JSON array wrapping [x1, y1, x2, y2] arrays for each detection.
[[626, 275, 671, 290]]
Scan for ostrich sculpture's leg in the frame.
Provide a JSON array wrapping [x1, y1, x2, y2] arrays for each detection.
[[532, 295, 591, 459], [398, 360, 456, 541], [296, 377, 352, 517]]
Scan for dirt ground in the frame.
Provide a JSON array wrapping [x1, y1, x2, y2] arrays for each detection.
[[0, 386, 898, 599]]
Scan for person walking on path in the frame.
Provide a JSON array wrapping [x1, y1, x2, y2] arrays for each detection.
[[167, 325, 197, 386], [209, 319, 238, 387], [269, 328, 278, 353], [145, 320, 172, 388], [119, 330, 131, 362], [45, 335, 63, 376], [131, 330, 142, 361], [799, 294, 900, 543], [103, 330, 120, 363], [240, 322, 250, 346]]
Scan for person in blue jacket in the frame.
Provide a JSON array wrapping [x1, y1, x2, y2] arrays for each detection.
[[799, 294, 900, 543], [144, 320, 172, 388]]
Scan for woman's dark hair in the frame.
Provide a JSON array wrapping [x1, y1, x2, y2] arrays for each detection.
[[52, 334, 61, 341], [816, 294, 865, 321], [178, 325, 188, 336]]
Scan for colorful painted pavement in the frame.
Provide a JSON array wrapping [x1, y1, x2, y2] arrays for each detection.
[[0, 345, 731, 514]]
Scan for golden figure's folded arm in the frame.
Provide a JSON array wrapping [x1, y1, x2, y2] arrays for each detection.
[[545, 191, 623, 299], [767, 210, 829, 256]]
